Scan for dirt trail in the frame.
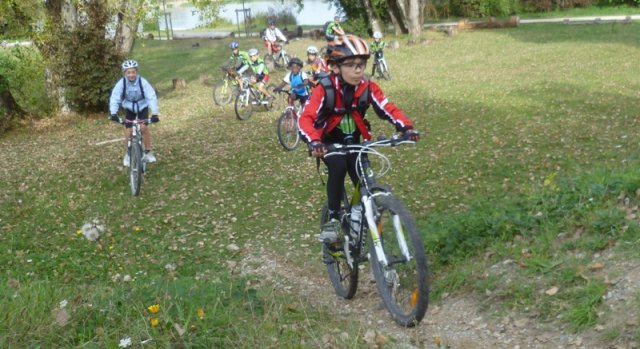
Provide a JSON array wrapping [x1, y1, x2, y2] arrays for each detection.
[[238, 243, 639, 349]]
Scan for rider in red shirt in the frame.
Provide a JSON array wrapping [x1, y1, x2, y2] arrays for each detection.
[[298, 34, 420, 242]]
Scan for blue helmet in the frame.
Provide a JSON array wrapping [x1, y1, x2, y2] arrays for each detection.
[[229, 41, 239, 49]]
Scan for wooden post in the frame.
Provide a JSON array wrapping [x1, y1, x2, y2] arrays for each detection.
[[172, 78, 186, 90]]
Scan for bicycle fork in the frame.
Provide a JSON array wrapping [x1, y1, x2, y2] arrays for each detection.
[[362, 194, 412, 268]]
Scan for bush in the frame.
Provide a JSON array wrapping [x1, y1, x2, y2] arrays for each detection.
[[0, 45, 50, 132], [451, 0, 519, 16]]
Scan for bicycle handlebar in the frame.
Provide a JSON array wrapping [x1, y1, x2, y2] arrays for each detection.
[[324, 134, 417, 155], [110, 117, 159, 125]]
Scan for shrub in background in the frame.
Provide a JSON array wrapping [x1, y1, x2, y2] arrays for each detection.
[[0, 46, 50, 132]]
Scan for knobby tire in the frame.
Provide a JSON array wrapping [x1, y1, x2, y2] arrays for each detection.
[[129, 140, 143, 196], [235, 90, 253, 120], [213, 80, 234, 105], [276, 109, 300, 151], [368, 194, 429, 327], [321, 203, 359, 299]]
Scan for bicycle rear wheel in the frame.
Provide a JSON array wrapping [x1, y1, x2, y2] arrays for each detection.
[[213, 80, 233, 105], [321, 203, 359, 299], [129, 142, 143, 196], [234, 90, 253, 120], [276, 109, 300, 151], [368, 194, 429, 327]]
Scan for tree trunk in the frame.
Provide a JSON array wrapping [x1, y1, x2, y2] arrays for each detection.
[[362, 0, 383, 34], [407, 0, 422, 44], [387, 0, 409, 34], [115, 0, 137, 55], [0, 75, 26, 116], [40, 0, 75, 114]]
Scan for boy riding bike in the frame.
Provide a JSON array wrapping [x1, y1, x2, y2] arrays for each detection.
[[228, 41, 250, 72], [324, 15, 345, 42], [238, 48, 274, 102], [109, 59, 160, 166], [370, 31, 386, 77], [306, 45, 330, 86], [273, 57, 310, 106], [297, 35, 420, 242], [263, 20, 288, 56]]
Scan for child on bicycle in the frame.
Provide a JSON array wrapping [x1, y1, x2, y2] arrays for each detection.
[[305, 45, 329, 86], [370, 31, 387, 77], [238, 48, 274, 102], [325, 15, 345, 42], [298, 35, 420, 243], [273, 57, 310, 107], [263, 20, 288, 56], [109, 59, 160, 166], [228, 41, 250, 72]]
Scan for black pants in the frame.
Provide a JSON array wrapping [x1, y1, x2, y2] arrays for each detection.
[[323, 153, 361, 219]]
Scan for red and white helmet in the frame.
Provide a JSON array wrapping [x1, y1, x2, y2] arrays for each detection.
[[326, 35, 370, 63]]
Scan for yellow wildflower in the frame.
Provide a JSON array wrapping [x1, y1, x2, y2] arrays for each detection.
[[197, 307, 205, 320], [147, 304, 160, 314], [150, 317, 159, 327]]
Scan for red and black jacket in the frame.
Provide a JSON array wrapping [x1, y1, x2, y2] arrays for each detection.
[[298, 74, 414, 144]]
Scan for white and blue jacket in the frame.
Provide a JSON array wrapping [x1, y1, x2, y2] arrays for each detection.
[[109, 76, 159, 115]]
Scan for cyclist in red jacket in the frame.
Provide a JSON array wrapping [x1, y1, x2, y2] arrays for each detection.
[[298, 34, 420, 242]]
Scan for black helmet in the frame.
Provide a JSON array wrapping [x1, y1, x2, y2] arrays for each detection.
[[288, 57, 303, 68]]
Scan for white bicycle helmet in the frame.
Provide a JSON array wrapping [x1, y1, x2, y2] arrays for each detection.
[[307, 46, 319, 55], [248, 48, 259, 56], [373, 31, 383, 39], [121, 59, 138, 71]]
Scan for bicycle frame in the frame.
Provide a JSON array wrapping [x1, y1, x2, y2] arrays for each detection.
[[327, 137, 415, 268]]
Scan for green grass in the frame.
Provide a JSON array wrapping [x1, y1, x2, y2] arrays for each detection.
[[519, 5, 640, 18], [2, 22, 640, 346]]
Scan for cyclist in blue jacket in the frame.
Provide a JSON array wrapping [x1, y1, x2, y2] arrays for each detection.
[[109, 59, 160, 167], [273, 57, 310, 107]]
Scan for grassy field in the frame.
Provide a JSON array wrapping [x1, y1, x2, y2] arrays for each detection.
[[1, 22, 640, 347]]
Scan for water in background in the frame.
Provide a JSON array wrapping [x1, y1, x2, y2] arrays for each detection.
[[165, 0, 338, 30]]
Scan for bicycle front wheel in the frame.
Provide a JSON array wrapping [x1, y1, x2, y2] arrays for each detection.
[[234, 91, 253, 120], [368, 194, 429, 327], [321, 203, 359, 299], [213, 80, 233, 105], [380, 61, 392, 81], [277, 109, 300, 151], [129, 142, 143, 196]]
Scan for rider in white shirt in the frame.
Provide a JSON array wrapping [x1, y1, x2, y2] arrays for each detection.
[[263, 20, 288, 56]]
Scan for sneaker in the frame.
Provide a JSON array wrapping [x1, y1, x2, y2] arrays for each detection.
[[317, 218, 341, 243], [144, 151, 156, 163], [123, 152, 130, 167]]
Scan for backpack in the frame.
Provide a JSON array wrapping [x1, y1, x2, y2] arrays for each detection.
[[313, 76, 370, 128], [323, 21, 334, 41], [121, 76, 146, 102]]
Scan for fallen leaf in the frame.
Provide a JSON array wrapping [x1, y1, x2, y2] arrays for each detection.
[[173, 323, 186, 336], [545, 286, 559, 296], [588, 262, 604, 270], [55, 308, 70, 327]]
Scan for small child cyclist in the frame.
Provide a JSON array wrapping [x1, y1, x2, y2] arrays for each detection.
[[237, 48, 275, 102], [370, 31, 386, 77], [273, 57, 310, 107], [298, 35, 419, 242], [109, 59, 160, 167], [305, 45, 329, 86]]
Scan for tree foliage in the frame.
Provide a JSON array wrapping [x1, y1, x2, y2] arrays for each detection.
[[0, 0, 43, 38], [36, 0, 123, 113]]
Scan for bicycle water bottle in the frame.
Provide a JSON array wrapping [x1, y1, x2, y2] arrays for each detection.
[[350, 204, 363, 235]]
